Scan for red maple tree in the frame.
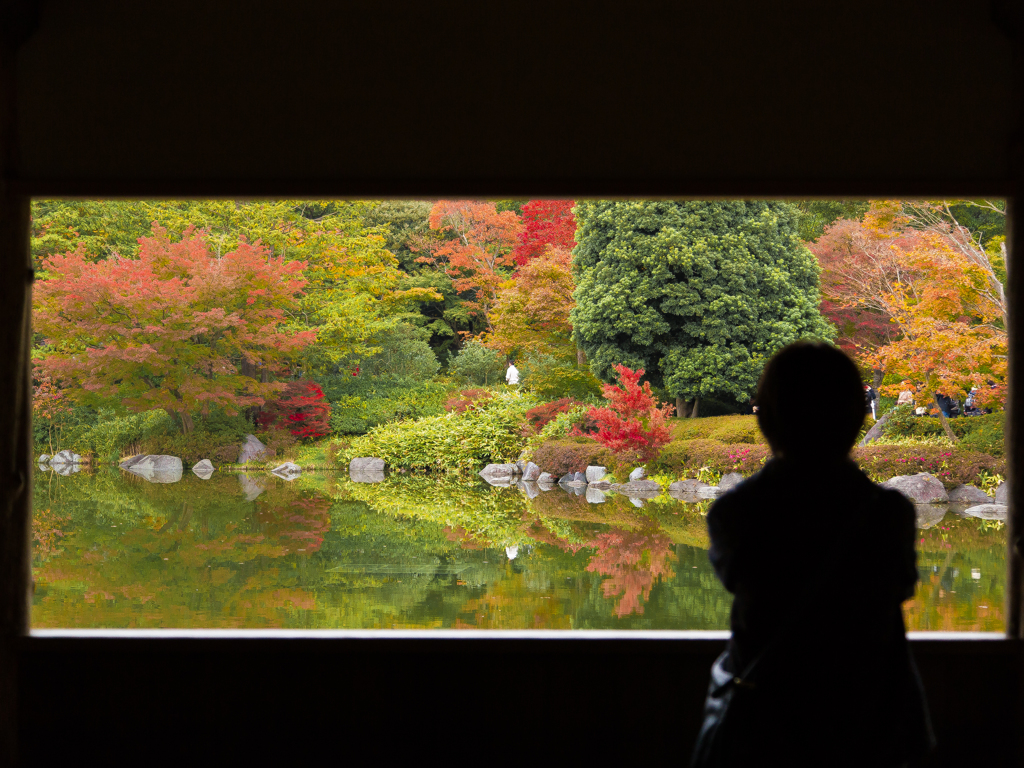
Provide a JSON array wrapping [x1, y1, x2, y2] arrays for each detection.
[[588, 365, 673, 463], [257, 380, 330, 439], [34, 225, 314, 433], [512, 200, 576, 266]]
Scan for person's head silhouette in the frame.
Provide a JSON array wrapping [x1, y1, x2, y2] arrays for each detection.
[[756, 341, 864, 461]]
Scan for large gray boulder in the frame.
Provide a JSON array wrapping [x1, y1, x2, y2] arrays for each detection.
[[995, 482, 1008, 504], [125, 455, 183, 484], [238, 434, 268, 464], [558, 473, 573, 485], [915, 504, 948, 529], [612, 480, 662, 499], [859, 413, 889, 446], [628, 467, 646, 481], [119, 454, 147, 470], [351, 457, 385, 474], [881, 473, 948, 504], [51, 449, 77, 466], [522, 462, 542, 482], [964, 503, 1008, 520], [192, 459, 215, 479], [572, 471, 587, 484], [669, 479, 709, 502], [271, 462, 302, 480], [948, 484, 990, 505], [239, 473, 266, 501], [537, 472, 556, 485], [585, 465, 607, 483], [718, 472, 744, 492], [479, 463, 516, 481]]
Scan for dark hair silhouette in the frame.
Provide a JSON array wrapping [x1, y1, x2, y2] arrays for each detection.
[[755, 341, 864, 459]]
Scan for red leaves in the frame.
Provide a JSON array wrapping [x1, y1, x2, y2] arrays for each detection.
[[257, 380, 330, 439], [512, 200, 576, 266], [587, 365, 673, 463], [585, 525, 676, 616]]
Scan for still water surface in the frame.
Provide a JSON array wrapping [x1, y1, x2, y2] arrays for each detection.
[[32, 468, 1006, 631]]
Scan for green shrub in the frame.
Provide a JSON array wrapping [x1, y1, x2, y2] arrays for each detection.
[[520, 355, 603, 400], [883, 405, 1004, 455], [960, 415, 1005, 457], [62, 409, 174, 463], [448, 341, 506, 386], [328, 382, 451, 435], [344, 390, 538, 474], [140, 413, 252, 464]]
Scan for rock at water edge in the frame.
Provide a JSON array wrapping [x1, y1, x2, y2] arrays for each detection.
[[192, 459, 215, 478], [479, 463, 516, 481], [238, 434, 268, 464], [718, 473, 743, 492], [964, 503, 1008, 520], [351, 457, 385, 474], [126, 455, 183, 484], [572, 471, 587, 484], [588, 481, 612, 490], [558, 474, 573, 485], [53, 463, 80, 476], [271, 462, 302, 480], [537, 472, 556, 485], [71, 453, 82, 465], [995, 482, 1008, 504], [51, 450, 75, 466], [38, 454, 51, 464], [119, 454, 147, 470], [628, 467, 646, 482], [585, 465, 606, 483], [585, 486, 606, 504], [947, 484, 990, 505], [522, 462, 542, 482], [881, 473, 948, 504], [515, 460, 527, 476]]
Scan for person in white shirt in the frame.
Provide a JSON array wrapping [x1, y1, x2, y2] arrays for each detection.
[[505, 362, 519, 385]]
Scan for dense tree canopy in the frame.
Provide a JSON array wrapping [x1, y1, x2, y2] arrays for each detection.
[[571, 201, 833, 413], [35, 226, 314, 433]]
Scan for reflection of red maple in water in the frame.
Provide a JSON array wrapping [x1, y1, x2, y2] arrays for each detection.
[[586, 527, 676, 616], [256, 496, 331, 555]]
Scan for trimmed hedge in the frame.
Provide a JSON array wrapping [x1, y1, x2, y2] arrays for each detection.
[[670, 415, 767, 445], [651, 439, 770, 476], [532, 437, 617, 476]]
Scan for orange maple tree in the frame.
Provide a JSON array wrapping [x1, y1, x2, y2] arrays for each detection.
[[418, 200, 522, 330]]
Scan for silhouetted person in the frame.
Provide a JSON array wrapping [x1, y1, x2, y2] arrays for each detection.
[[692, 342, 934, 768]]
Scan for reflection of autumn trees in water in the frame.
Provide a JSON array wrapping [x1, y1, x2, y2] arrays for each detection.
[[584, 526, 676, 616], [33, 471, 1008, 630]]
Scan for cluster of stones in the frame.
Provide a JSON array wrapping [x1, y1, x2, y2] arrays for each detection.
[[38, 450, 84, 476], [880, 472, 1008, 527]]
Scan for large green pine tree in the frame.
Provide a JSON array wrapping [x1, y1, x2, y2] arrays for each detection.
[[571, 200, 834, 416]]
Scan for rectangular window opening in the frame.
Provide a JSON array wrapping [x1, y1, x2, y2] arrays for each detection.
[[27, 197, 1010, 635]]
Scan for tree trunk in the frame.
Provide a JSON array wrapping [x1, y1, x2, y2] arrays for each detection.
[[166, 408, 195, 435], [872, 368, 883, 390], [576, 346, 586, 366], [676, 394, 687, 418], [689, 396, 700, 419], [933, 393, 958, 442]]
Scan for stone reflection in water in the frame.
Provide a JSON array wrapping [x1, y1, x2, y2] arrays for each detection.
[[30, 467, 1007, 631]]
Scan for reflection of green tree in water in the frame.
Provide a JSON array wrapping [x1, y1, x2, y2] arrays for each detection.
[[585, 525, 676, 616]]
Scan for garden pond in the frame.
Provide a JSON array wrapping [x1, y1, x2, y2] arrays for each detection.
[[31, 467, 1007, 631]]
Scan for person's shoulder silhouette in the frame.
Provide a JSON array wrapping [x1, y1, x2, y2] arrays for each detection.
[[693, 342, 934, 768]]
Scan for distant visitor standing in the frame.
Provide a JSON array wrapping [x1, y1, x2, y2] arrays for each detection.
[[896, 382, 915, 407], [864, 383, 878, 419], [505, 361, 519, 386]]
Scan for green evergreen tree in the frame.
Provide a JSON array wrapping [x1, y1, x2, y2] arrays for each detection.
[[571, 200, 834, 416]]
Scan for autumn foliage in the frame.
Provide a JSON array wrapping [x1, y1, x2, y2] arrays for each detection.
[[33, 225, 314, 433], [257, 380, 330, 439], [420, 200, 522, 327], [512, 200, 576, 266], [585, 525, 676, 616], [588, 365, 673, 463]]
